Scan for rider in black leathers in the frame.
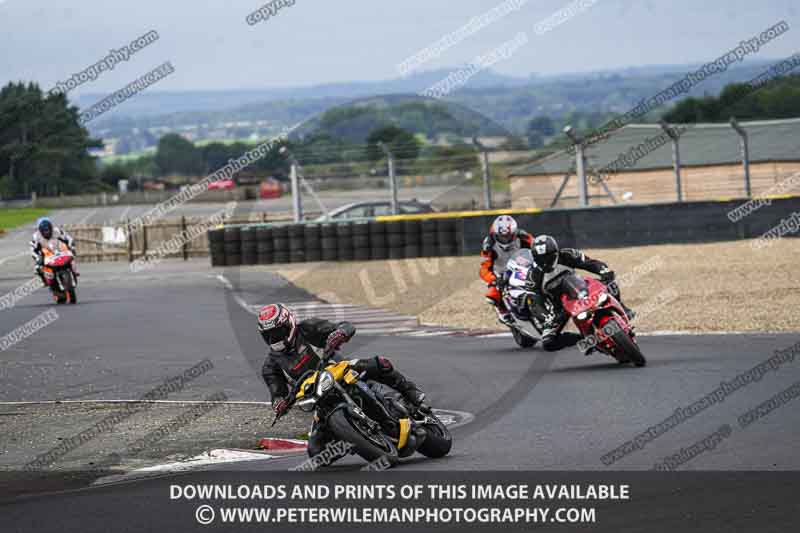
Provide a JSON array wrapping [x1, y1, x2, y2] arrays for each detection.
[[525, 235, 635, 352], [257, 303, 427, 459]]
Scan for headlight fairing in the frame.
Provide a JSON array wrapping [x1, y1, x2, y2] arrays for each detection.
[[316, 371, 334, 398]]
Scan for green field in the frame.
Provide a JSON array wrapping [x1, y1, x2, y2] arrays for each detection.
[[0, 208, 50, 232]]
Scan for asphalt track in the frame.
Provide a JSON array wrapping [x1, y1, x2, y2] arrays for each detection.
[[1, 255, 799, 531]]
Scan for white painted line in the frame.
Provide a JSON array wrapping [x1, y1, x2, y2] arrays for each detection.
[[216, 274, 233, 290], [92, 449, 277, 486], [476, 332, 513, 338], [406, 330, 457, 337]]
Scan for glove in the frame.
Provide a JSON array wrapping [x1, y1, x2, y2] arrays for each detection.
[[599, 270, 615, 284], [325, 329, 348, 354], [273, 397, 289, 417]]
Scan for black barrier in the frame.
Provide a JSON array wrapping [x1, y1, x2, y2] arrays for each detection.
[[208, 197, 800, 266]]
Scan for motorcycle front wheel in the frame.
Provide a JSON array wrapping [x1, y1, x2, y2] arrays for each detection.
[[327, 410, 399, 466], [611, 329, 646, 367], [417, 412, 452, 458]]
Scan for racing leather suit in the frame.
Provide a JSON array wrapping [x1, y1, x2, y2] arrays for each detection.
[[525, 248, 627, 350], [30, 227, 76, 285], [261, 317, 425, 458], [479, 230, 535, 312]]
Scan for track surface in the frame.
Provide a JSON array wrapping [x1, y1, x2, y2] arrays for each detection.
[[1, 255, 799, 530]]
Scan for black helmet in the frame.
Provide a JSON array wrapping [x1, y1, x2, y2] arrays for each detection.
[[532, 235, 559, 272], [37, 217, 53, 240]]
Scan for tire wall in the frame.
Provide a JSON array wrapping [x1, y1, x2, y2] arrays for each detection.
[[208, 197, 800, 266]]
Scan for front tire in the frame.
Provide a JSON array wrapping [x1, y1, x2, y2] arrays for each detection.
[[417, 413, 452, 458], [611, 330, 646, 367], [327, 410, 399, 466]]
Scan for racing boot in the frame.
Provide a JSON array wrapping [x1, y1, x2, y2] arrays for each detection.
[[620, 301, 636, 321], [495, 306, 514, 327]]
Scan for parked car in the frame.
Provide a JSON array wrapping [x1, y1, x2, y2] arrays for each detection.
[[315, 200, 435, 221]]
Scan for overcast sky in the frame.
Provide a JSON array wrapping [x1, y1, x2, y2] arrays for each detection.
[[1, 0, 797, 95]]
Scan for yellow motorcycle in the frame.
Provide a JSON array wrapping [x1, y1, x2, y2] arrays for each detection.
[[273, 352, 452, 467]]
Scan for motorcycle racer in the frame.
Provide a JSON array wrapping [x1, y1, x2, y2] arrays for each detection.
[[480, 215, 535, 326], [30, 217, 77, 287], [257, 303, 428, 459], [527, 235, 636, 352]]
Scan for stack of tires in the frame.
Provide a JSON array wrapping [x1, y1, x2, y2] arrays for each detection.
[[240, 227, 257, 265], [321, 223, 338, 261], [209, 228, 225, 266], [385, 221, 405, 259], [403, 220, 421, 258], [337, 222, 354, 261], [420, 220, 438, 257], [224, 227, 241, 266], [288, 225, 305, 263], [304, 224, 322, 262], [272, 225, 290, 264], [436, 219, 460, 257], [352, 222, 370, 261], [368, 221, 388, 260], [256, 226, 273, 264], [208, 217, 464, 267]]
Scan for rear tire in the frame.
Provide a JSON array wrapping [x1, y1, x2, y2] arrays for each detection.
[[327, 410, 399, 466], [611, 329, 646, 367], [512, 328, 537, 348]]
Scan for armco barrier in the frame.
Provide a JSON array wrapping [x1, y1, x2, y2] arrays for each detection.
[[208, 196, 800, 266]]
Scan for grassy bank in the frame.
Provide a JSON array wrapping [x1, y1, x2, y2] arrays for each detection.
[[0, 208, 50, 232]]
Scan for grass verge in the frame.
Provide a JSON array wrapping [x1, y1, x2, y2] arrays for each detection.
[[0, 208, 50, 232]]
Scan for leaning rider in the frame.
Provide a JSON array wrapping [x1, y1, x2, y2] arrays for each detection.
[[479, 215, 535, 326], [527, 235, 636, 352], [30, 217, 77, 287], [257, 303, 428, 459]]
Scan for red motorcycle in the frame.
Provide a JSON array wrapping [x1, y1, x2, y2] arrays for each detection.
[[42, 240, 78, 304], [557, 272, 645, 366]]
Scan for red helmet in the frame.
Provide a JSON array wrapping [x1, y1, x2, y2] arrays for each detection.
[[257, 303, 297, 351]]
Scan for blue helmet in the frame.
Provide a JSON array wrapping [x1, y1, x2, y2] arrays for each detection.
[[37, 217, 53, 239]]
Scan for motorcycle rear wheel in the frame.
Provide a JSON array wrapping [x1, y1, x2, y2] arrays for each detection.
[[327, 410, 399, 466], [611, 330, 646, 367]]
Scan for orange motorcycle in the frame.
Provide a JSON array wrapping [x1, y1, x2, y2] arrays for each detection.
[[42, 240, 78, 304]]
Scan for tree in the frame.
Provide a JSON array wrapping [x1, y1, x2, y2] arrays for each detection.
[[154, 133, 203, 176], [365, 126, 420, 162], [0, 82, 102, 197]]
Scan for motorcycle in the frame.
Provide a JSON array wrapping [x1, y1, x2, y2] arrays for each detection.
[[273, 349, 452, 467], [42, 240, 78, 304], [548, 270, 646, 367], [500, 249, 551, 348]]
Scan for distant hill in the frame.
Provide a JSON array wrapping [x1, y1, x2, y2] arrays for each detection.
[[289, 95, 513, 144], [82, 59, 788, 153]]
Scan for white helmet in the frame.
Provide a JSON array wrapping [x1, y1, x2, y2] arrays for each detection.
[[490, 215, 518, 251]]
